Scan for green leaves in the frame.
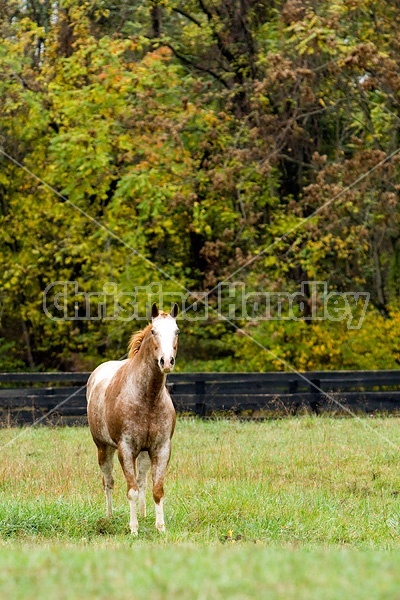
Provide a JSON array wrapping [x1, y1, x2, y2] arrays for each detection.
[[1, 1, 400, 370]]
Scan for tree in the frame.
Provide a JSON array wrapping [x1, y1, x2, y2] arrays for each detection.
[[1, 0, 400, 371]]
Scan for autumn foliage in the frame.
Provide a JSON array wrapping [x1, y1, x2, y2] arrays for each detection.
[[1, 0, 400, 372]]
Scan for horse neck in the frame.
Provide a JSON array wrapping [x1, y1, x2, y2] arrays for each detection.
[[132, 334, 165, 398]]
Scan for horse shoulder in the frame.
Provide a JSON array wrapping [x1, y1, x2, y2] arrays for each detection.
[[87, 360, 128, 405]]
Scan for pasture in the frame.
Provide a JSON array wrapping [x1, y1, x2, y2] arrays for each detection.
[[0, 417, 400, 598]]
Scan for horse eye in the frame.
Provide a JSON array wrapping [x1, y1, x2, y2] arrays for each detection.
[[151, 329, 155, 335]]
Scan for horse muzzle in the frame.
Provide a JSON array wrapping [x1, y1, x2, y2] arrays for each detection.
[[159, 356, 175, 373]]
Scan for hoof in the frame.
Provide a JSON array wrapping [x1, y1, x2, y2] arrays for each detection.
[[130, 525, 139, 536], [156, 523, 166, 533]]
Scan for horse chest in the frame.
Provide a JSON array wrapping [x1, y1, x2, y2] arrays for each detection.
[[108, 394, 172, 444]]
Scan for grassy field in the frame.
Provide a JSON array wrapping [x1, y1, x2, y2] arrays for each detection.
[[0, 417, 400, 598]]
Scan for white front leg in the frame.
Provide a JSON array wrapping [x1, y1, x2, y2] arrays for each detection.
[[155, 498, 165, 533], [128, 488, 139, 535]]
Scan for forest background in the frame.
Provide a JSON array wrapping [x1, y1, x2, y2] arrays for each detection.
[[1, 0, 400, 373]]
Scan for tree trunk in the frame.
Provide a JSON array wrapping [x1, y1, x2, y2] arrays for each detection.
[[21, 320, 35, 369]]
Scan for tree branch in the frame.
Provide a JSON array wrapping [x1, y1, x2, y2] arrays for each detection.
[[277, 154, 317, 170], [197, 0, 237, 65], [172, 8, 202, 28], [164, 42, 231, 89]]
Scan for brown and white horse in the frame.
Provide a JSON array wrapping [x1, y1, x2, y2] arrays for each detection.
[[87, 303, 179, 534]]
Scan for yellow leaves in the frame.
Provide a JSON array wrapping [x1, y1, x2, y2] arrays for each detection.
[[204, 112, 219, 126], [221, 529, 243, 543], [93, 7, 110, 21], [0, 172, 9, 186], [163, 218, 174, 230], [237, 303, 400, 372], [308, 15, 319, 29]]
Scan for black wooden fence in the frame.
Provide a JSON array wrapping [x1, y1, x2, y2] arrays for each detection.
[[1, 370, 400, 425]]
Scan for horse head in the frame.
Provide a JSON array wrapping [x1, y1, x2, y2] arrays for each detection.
[[151, 302, 179, 374]]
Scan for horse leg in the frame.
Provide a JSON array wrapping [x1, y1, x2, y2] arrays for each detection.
[[97, 443, 115, 518], [137, 451, 151, 518], [150, 442, 171, 533], [118, 441, 140, 535]]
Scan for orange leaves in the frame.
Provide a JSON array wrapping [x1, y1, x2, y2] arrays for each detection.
[[143, 46, 173, 63]]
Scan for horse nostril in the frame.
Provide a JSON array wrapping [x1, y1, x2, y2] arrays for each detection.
[[170, 357, 175, 366], [160, 357, 165, 367]]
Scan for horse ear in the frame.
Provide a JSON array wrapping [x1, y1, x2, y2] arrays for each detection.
[[151, 303, 159, 319], [170, 303, 179, 319]]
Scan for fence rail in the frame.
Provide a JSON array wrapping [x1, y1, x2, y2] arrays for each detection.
[[1, 370, 400, 425]]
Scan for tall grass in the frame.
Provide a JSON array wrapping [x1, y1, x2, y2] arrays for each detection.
[[0, 417, 399, 546], [0, 418, 400, 598]]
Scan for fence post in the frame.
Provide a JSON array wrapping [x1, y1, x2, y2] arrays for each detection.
[[194, 380, 207, 417], [309, 379, 321, 414]]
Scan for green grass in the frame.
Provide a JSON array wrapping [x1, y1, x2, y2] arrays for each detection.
[[0, 418, 400, 597], [1, 545, 400, 600]]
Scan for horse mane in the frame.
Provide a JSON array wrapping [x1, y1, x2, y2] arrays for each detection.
[[128, 312, 170, 358], [128, 324, 152, 358]]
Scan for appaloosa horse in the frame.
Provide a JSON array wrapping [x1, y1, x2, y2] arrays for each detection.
[[86, 303, 179, 534]]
